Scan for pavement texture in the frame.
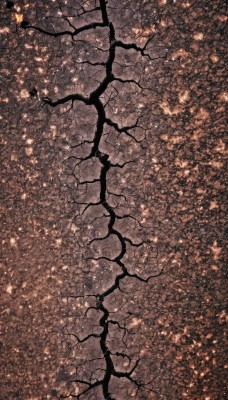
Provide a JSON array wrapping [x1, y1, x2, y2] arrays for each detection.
[[0, 1, 227, 399]]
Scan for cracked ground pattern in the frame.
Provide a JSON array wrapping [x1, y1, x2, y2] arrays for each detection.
[[0, 0, 227, 399]]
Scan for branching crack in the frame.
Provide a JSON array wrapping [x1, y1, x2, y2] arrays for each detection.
[[23, 0, 164, 398]]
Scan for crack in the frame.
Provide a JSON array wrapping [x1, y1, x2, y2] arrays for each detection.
[[22, 0, 165, 398]]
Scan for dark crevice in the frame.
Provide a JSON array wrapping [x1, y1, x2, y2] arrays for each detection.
[[24, 0, 164, 398]]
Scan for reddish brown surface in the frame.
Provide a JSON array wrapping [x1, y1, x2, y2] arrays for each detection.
[[0, 1, 227, 399]]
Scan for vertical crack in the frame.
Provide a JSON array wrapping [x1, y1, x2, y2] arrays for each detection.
[[22, 0, 164, 398]]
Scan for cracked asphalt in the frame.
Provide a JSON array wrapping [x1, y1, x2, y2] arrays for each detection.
[[0, 1, 227, 399]]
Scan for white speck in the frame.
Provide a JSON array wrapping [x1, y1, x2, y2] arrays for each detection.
[[10, 238, 16, 246], [6, 284, 13, 294]]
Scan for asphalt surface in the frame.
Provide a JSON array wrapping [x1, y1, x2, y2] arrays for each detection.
[[0, 1, 227, 399]]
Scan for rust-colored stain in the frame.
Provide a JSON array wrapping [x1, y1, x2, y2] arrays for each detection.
[[0, 1, 226, 399]]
